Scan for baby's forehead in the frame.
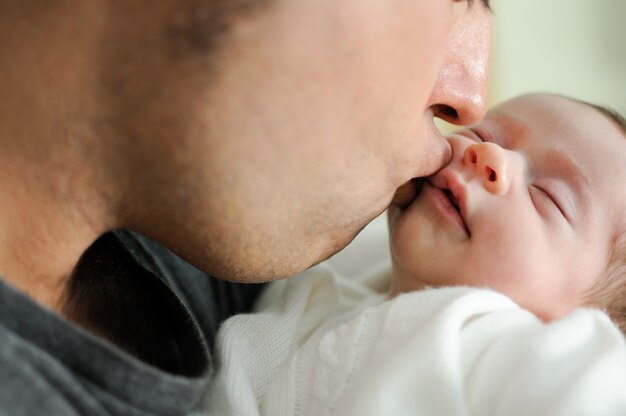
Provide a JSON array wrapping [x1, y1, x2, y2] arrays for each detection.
[[487, 95, 625, 155], [486, 92, 626, 206], [498, 94, 625, 134], [494, 94, 586, 120]]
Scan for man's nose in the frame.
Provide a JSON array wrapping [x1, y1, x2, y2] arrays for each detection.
[[463, 142, 509, 196], [426, 4, 491, 126]]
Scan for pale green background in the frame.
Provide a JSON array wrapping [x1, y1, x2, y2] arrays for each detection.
[[490, 0, 625, 113]]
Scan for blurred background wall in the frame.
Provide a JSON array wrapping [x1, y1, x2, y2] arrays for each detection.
[[490, 0, 626, 114]]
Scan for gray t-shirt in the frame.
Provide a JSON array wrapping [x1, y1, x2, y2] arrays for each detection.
[[0, 231, 264, 416]]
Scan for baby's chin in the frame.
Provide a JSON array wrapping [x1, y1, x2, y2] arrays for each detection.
[[388, 267, 587, 323], [386, 270, 432, 300], [524, 302, 579, 323]]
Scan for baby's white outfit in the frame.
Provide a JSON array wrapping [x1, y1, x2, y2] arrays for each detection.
[[205, 261, 626, 416]]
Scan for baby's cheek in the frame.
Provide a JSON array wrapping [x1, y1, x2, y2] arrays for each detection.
[[470, 239, 545, 294]]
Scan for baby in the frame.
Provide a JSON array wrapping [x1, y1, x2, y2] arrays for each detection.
[[206, 93, 626, 416], [388, 93, 626, 327]]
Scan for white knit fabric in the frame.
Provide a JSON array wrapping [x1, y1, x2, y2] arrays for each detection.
[[205, 262, 626, 416]]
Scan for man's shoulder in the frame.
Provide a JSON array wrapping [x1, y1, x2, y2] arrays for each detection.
[[0, 324, 95, 416], [0, 234, 214, 416]]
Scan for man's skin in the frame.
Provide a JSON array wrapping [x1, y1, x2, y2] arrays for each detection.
[[0, 0, 491, 315]]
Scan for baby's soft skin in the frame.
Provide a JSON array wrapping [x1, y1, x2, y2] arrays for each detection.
[[388, 93, 626, 321]]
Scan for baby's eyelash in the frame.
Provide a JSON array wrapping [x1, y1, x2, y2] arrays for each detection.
[[530, 185, 568, 220]]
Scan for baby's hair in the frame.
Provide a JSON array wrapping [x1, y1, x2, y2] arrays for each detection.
[[584, 103, 626, 137], [580, 102, 626, 332], [585, 234, 626, 333]]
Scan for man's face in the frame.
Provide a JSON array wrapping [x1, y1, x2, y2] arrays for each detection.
[[120, 0, 491, 281], [389, 94, 626, 320]]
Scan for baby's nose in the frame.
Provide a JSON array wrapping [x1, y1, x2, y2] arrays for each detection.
[[463, 142, 510, 196]]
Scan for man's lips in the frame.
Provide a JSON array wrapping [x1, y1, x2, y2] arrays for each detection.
[[391, 178, 423, 208]]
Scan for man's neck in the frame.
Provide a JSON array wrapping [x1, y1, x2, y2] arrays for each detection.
[[0, 180, 108, 312], [0, 7, 119, 313], [0, 93, 114, 311]]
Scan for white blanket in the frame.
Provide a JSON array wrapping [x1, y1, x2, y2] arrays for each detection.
[[205, 260, 626, 416]]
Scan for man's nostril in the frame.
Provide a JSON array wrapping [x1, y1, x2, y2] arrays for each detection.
[[486, 167, 497, 182], [434, 104, 459, 121]]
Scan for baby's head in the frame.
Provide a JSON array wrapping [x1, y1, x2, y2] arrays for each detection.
[[388, 93, 626, 325]]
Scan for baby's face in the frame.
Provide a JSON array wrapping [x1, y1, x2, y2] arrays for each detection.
[[388, 94, 626, 320]]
